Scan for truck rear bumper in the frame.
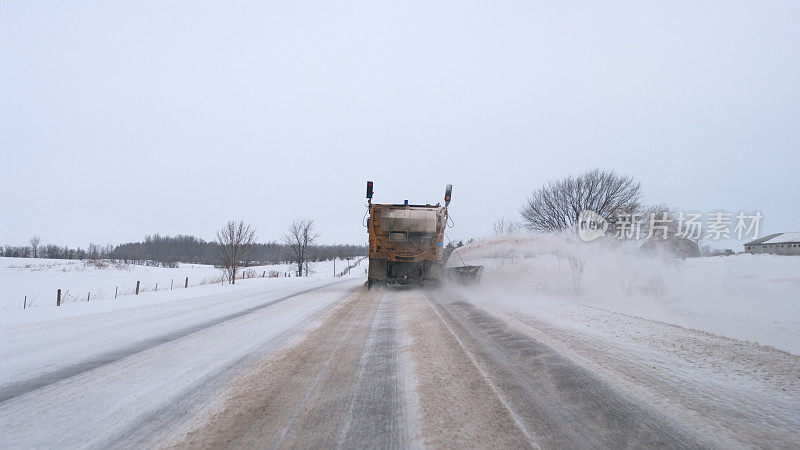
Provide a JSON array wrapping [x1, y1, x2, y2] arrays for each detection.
[[368, 258, 442, 287]]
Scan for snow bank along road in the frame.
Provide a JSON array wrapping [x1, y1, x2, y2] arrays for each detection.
[[2, 280, 797, 448], [0, 278, 355, 447]]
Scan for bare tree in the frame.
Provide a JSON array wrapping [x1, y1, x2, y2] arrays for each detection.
[[216, 220, 256, 284], [520, 168, 643, 235], [29, 236, 40, 258], [284, 219, 318, 277], [493, 218, 521, 236], [88, 242, 100, 260], [521, 169, 643, 293]]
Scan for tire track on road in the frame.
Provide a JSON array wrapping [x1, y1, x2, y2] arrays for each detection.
[[172, 286, 409, 449], [421, 293, 539, 447], [396, 289, 532, 448], [338, 289, 406, 449], [429, 291, 709, 448]]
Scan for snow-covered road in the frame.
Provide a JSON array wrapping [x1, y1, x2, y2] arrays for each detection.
[[168, 286, 797, 448], [1, 253, 797, 448], [0, 277, 361, 448]]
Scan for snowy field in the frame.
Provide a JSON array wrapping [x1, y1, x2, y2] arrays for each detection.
[[452, 236, 800, 354], [0, 276, 364, 447], [0, 257, 365, 323], [0, 254, 367, 447]]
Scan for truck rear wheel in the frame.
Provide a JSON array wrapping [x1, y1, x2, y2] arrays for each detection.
[[368, 258, 388, 287]]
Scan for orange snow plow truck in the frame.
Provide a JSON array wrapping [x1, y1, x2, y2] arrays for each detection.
[[365, 181, 482, 288]]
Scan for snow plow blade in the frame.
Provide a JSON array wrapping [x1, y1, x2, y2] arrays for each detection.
[[446, 265, 484, 285]]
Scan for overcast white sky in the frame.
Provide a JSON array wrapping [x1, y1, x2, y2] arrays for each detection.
[[2, 1, 798, 248]]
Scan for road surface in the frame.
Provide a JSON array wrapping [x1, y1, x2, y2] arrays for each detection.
[[1, 280, 797, 448]]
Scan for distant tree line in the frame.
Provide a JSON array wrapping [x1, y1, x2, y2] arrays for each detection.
[[2, 233, 366, 267], [2, 242, 113, 260]]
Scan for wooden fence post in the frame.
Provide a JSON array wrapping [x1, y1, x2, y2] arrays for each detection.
[[155, 282, 158, 291], [24, 295, 27, 309], [57, 289, 61, 306], [135, 281, 140, 295], [115, 286, 118, 299], [171, 279, 173, 290], [87, 292, 90, 302], [185, 277, 188, 288]]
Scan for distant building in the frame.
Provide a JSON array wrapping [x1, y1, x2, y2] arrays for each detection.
[[744, 233, 800, 255], [639, 237, 700, 258]]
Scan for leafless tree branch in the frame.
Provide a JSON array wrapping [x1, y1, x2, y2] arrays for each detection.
[[283, 219, 318, 277], [520, 168, 643, 235], [29, 236, 40, 258], [216, 220, 256, 284]]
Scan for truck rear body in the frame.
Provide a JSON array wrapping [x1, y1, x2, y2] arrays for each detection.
[[367, 203, 446, 286]]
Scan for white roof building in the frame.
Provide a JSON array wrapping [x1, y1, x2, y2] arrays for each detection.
[[744, 232, 800, 255]]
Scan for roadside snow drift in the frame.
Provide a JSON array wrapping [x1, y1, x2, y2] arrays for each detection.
[[450, 235, 800, 354]]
